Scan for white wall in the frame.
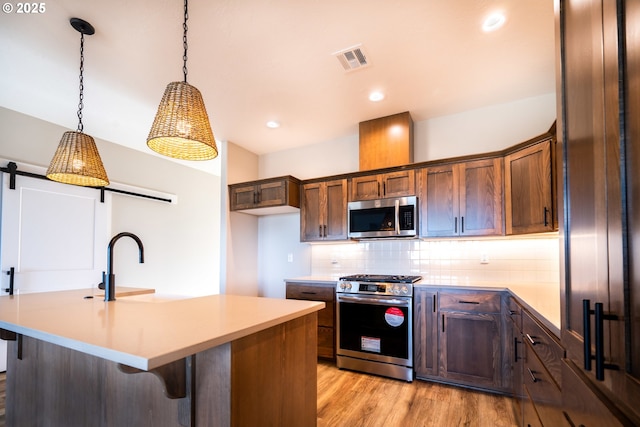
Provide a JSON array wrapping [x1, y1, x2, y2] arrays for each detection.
[[221, 141, 260, 296], [0, 107, 221, 297], [259, 93, 556, 179]]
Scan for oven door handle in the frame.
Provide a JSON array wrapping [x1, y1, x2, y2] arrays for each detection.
[[337, 295, 410, 307]]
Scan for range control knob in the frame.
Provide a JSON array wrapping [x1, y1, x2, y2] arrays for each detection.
[[346, 282, 353, 290], [401, 285, 409, 295]]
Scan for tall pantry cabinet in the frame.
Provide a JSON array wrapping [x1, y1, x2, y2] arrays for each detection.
[[557, 0, 640, 425]]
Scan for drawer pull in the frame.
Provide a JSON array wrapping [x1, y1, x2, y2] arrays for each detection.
[[509, 309, 517, 315], [526, 333, 538, 345], [301, 291, 317, 295], [527, 367, 538, 383], [458, 300, 480, 305]]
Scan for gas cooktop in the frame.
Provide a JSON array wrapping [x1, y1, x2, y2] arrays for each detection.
[[338, 274, 422, 284]]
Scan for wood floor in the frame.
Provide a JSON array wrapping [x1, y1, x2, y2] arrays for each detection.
[[0, 364, 516, 427], [317, 361, 517, 427]]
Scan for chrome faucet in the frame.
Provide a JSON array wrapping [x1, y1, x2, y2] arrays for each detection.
[[105, 232, 144, 302]]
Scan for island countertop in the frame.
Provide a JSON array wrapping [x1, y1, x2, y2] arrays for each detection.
[[0, 289, 324, 371]]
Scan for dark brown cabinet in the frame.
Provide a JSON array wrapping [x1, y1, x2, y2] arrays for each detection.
[[285, 282, 336, 359], [349, 170, 415, 201], [413, 288, 438, 378], [504, 138, 555, 235], [300, 179, 348, 242], [414, 288, 504, 392], [503, 296, 524, 426], [521, 310, 565, 427], [419, 158, 503, 237], [438, 290, 502, 389], [229, 175, 300, 213], [558, 0, 640, 424]]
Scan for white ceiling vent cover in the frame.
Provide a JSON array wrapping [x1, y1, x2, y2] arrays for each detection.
[[333, 45, 369, 71]]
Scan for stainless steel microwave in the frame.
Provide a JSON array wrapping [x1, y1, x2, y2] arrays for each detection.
[[347, 196, 418, 239]]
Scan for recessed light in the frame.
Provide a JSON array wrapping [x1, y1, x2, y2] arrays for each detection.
[[369, 91, 385, 102], [266, 120, 280, 129], [482, 13, 506, 32]]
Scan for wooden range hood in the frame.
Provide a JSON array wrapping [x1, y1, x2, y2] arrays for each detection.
[[359, 111, 414, 171]]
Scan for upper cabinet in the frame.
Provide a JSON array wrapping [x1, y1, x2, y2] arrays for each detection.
[[300, 179, 348, 242], [504, 137, 556, 234], [349, 170, 415, 201], [229, 176, 301, 215], [418, 158, 503, 237]]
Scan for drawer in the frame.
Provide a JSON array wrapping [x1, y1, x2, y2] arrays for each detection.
[[318, 326, 335, 359], [318, 303, 334, 327], [439, 290, 501, 313], [524, 347, 565, 427], [522, 311, 563, 385], [503, 295, 522, 330], [286, 283, 334, 302]]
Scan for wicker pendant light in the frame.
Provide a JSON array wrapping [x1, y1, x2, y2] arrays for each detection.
[[46, 18, 109, 187], [147, 0, 218, 161]]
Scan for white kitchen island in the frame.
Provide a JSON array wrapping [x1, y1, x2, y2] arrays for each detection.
[[0, 289, 323, 427]]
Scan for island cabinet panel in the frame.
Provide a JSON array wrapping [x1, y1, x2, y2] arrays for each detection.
[[418, 158, 503, 238], [504, 138, 555, 235], [286, 282, 335, 359], [413, 288, 438, 378], [349, 170, 415, 201], [300, 179, 348, 242], [502, 295, 523, 425], [5, 313, 318, 427]]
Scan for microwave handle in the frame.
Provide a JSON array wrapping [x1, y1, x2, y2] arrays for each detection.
[[395, 199, 400, 234]]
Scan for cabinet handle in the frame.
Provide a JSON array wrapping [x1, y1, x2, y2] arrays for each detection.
[[543, 207, 549, 227], [461, 216, 464, 233], [4, 267, 15, 295], [442, 314, 445, 332], [514, 337, 523, 361], [458, 300, 480, 305], [582, 299, 619, 380], [433, 294, 436, 313], [583, 299, 592, 371], [323, 225, 327, 237], [527, 367, 538, 383], [319, 225, 323, 238], [301, 291, 317, 295], [509, 310, 517, 316], [526, 333, 538, 346], [454, 217, 458, 234]]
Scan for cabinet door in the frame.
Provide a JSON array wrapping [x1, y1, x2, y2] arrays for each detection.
[[414, 288, 438, 378], [504, 140, 554, 234], [382, 170, 415, 198], [256, 180, 287, 207], [420, 164, 459, 237], [459, 158, 503, 236], [560, 0, 625, 394], [300, 183, 323, 241], [323, 179, 348, 241], [439, 311, 501, 389], [350, 175, 382, 201], [229, 184, 257, 210]]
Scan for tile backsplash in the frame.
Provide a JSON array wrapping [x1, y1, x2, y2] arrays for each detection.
[[311, 234, 560, 286]]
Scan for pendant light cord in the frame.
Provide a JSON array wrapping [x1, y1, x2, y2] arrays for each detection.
[[77, 32, 85, 132], [182, 0, 188, 83]]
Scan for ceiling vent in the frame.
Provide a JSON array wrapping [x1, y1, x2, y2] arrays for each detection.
[[333, 45, 369, 71]]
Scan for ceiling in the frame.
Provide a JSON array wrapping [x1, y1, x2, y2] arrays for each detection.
[[0, 0, 555, 174]]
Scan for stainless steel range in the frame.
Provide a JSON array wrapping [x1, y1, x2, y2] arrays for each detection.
[[335, 274, 421, 382]]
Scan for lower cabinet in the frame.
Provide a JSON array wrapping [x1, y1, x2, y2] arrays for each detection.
[[414, 288, 504, 392], [561, 359, 629, 427], [517, 303, 567, 427], [285, 282, 335, 359]]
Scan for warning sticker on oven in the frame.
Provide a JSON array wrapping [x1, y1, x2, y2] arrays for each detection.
[[385, 307, 405, 327], [361, 336, 381, 353]]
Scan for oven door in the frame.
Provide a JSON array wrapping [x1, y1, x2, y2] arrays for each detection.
[[336, 294, 412, 367]]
